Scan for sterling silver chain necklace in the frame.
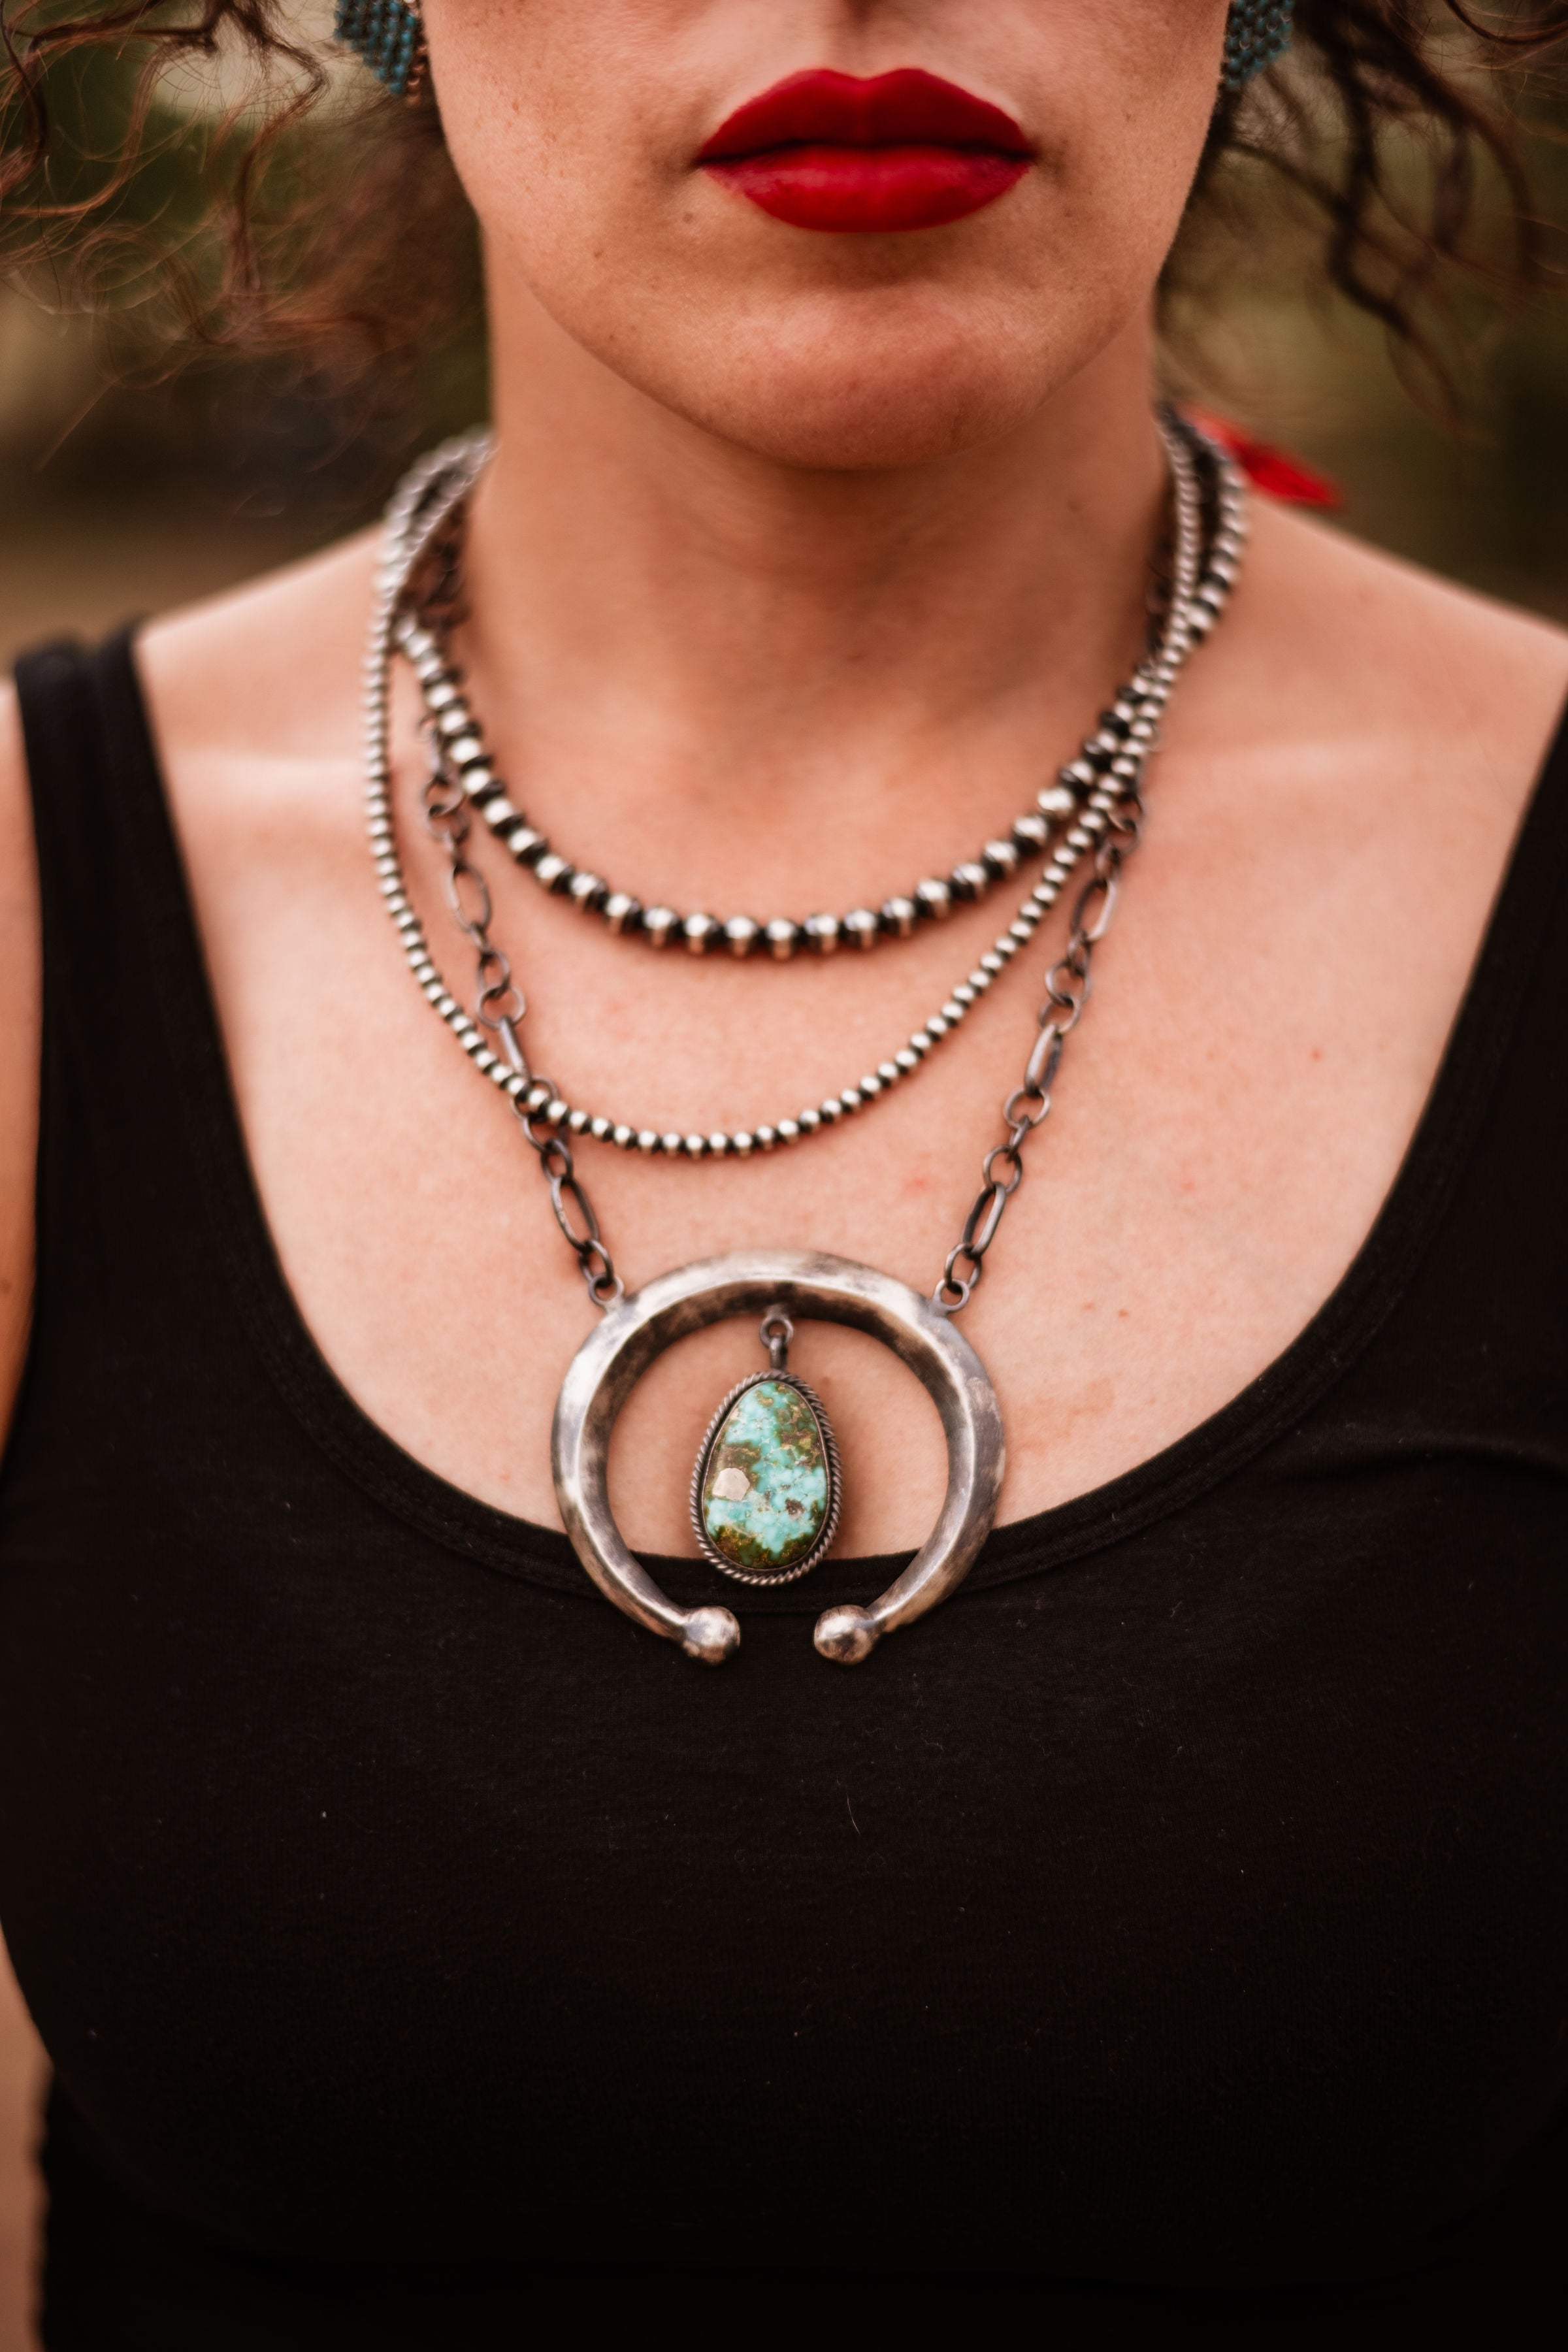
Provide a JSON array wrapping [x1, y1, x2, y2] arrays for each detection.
[[364, 414, 1242, 1666]]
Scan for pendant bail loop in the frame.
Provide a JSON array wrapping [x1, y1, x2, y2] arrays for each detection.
[[760, 1309, 794, 1372]]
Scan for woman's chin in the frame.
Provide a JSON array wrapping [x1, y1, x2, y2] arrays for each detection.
[[626, 305, 1073, 473]]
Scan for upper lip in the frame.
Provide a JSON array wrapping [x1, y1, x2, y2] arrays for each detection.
[[697, 68, 1032, 163]]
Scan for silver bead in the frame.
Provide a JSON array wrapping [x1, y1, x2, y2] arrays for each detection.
[[1038, 784, 1077, 818], [602, 891, 642, 934], [724, 915, 760, 959], [950, 862, 990, 902], [568, 872, 608, 911], [894, 1048, 920, 1074], [534, 853, 574, 893], [707, 1132, 730, 1158], [589, 1115, 613, 1141], [525, 1081, 552, 1111], [804, 913, 840, 955], [566, 1107, 591, 1134], [683, 913, 721, 954], [764, 918, 801, 962], [1011, 812, 1050, 851], [980, 951, 1005, 975], [859, 1074, 882, 1098], [435, 705, 473, 740], [731, 1132, 754, 1158], [636, 1129, 660, 1154], [661, 1132, 684, 1156], [798, 1107, 823, 1134], [544, 1098, 570, 1127], [877, 1061, 902, 1085], [982, 839, 1020, 879], [776, 1119, 800, 1145], [842, 909, 879, 951], [839, 1088, 864, 1114], [506, 825, 549, 864], [423, 679, 459, 711], [819, 1098, 843, 1123], [446, 736, 486, 770], [951, 983, 977, 1007], [880, 896, 918, 938], [755, 1125, 778, 1152], [643, 907, 679, 948], [1007, 919, 1036, 944], [684, 1134, 708, 1159], [924, 1015, 949, 1040], [612, 1124, 636, 1150], [915, 878, 953, 921], [909, 1031, 935, 1056]]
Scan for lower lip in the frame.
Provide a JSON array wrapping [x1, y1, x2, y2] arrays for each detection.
[[703, 146, 1029, 234]]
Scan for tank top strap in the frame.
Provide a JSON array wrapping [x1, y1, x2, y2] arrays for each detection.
[[14, 628, 217, 1107], [11, 629, 247, 1356]]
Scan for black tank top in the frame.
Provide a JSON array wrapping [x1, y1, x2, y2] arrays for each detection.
[[3, 634, 1566, 2347]]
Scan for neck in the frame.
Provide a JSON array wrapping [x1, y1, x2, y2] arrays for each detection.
[[459, 282, 1169, 858]]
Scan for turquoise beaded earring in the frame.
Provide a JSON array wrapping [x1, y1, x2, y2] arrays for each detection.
[[333, 0, 426, 101], [1222, 0, 1294, 88], [332, 2, 1291, 114]]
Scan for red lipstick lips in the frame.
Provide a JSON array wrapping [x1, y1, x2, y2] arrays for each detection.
[[697, 68, 1032, 235]]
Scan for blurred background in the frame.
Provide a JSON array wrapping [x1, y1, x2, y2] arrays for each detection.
[[3, 22, 1568, 2352]]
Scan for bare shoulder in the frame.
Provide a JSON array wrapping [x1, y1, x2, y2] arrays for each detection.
[[0, 680, 41, 1443], [1216, 498, 1568, 821], [138, 527, 380, 775]]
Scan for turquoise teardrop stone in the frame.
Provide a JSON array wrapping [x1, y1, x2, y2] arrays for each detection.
[[700, 1380, 830, 1573]]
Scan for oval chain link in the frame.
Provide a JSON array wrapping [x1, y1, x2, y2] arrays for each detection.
[[932, 816, 1137, 1315], [419, 724, 625, 1309]]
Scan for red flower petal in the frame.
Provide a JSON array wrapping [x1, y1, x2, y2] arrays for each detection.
[[1185, 409, 1342, 509]]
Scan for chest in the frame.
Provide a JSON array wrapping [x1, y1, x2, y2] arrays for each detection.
[[171, 717, 1516, 1557]]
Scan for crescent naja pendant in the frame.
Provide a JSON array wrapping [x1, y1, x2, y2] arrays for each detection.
[[551, 1250, 1005, 1665]]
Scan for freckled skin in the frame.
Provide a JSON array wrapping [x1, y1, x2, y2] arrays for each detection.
[[702, 1379, 830, 1569]]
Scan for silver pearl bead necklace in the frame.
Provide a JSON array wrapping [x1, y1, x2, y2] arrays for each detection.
[[391, 437, 1239, 966], [365, 419, 1239, 1162], [402, 619, 1173, 965]]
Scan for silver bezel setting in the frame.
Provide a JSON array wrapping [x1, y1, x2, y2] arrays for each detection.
[[689, 1370, 843, 1588]]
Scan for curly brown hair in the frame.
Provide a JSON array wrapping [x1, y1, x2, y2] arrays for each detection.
[[1, 0, 1565, 407]]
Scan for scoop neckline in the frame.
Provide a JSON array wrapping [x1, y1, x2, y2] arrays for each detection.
[[99, 629, 1568, 1616]]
